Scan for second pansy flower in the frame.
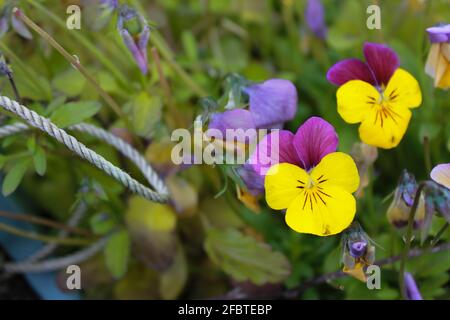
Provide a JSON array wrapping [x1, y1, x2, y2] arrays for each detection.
[[327, 42, 422, 149]]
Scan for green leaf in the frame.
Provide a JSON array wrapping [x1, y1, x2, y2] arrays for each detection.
[[160, 243, 188, 299], [26, 137, 36, 153], [105, 229, 130, 279], [0, 155, 7, 169], [52, 68, 86, 96], [50, 101, 101, 128], [90, 213, 116, 235], [45, 96, 67, 116], [33, 146, 47, 176], [2, 159, 30, 196], [132, 93, 162, 137], [204, 228, 291, 285]]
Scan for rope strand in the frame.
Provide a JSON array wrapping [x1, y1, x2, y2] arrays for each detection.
[[0, 95, 169, 203]]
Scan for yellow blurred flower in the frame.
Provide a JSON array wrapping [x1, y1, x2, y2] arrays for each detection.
[[425, 24, 450, 89]]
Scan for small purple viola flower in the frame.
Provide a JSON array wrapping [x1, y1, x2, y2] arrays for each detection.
[[327, 42, 399, 87], [304, 0, 327, 39], [249, 116, 338, 176], [404, 272, 423, 300], [117, 5, 150, 75]]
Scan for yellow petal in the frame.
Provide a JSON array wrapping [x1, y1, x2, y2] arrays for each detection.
[[311, 152, 360, 194], [265, 163, 309, 210], [358, 104, 412, 149], [285, 185, 356, 236], [336, 80, 380, 123], [343, 262, 367, 282], [384, 68, 422, 109], [437, 64, 450, 89], [236, 184, 261, 213]]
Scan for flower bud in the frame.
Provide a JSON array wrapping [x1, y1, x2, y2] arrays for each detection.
[[387, 170, 425, 229]]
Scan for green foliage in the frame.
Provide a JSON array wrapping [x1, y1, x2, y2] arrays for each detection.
[[50, 101, 102, 128], [0, 0, 448, 300], [2, 158, 29, 196], [204, 228, 291, 285], [105, 229, 131, 279]]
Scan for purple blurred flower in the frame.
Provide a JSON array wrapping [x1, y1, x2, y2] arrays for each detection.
[[426, 24, 450, 43], [207, 79, 297, 194], [327, 42, 399, 87], [349, 241, 367, 258], [305, 0, 327, 39], [208, 79, 297, 135], [0, 6, 32, 39], [404, 272, 423, 300], [249, 116, 338, 176], [100, 0, 119, 10], [117, 5, 150, 74]]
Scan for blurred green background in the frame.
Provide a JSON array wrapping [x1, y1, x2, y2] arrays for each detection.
[[0, 0, 448, 299]]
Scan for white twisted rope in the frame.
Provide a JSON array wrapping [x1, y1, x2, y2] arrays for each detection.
[[0, 95, 169, 203], [3, 237, 109, 273]]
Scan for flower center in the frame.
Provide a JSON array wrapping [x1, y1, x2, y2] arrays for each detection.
[[296, 174, 331, 211]]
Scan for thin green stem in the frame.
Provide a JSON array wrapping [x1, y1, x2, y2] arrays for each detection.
[[129, 0, 207, 97], [14, 8, 144, 149], [399, 182, 425, 299], [0, 210, 93, 237], [0, 221, 93, 246], [0, 42, 50, 99], [423, 136, 432, 174], [430, 222, 449, 247], [27, 1, 130, 89], [150, 32, 207, 97]]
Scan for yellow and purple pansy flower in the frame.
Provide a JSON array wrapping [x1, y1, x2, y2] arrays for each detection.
[[327, 42, 422, 149], [249, 117, 360, 236]]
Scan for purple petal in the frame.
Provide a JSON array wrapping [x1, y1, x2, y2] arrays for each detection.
[[327, 58, 376, 86], [430, 163, 450, 189], [248, 130, 300, 176], [363, 42, 399, 86], [426, 24, 450, 43], [11, 13, 32, 39], [208, 109, 256, 143], [349, 241, 367, 258], [237, 164, 265, 196], [293, 117, 338, 170], [245, 79, 298, 129], [404, 272, 423, 300], [0, 16, 9, 37], [120, 29, 148, 74], [305, 0, 327, 39]]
